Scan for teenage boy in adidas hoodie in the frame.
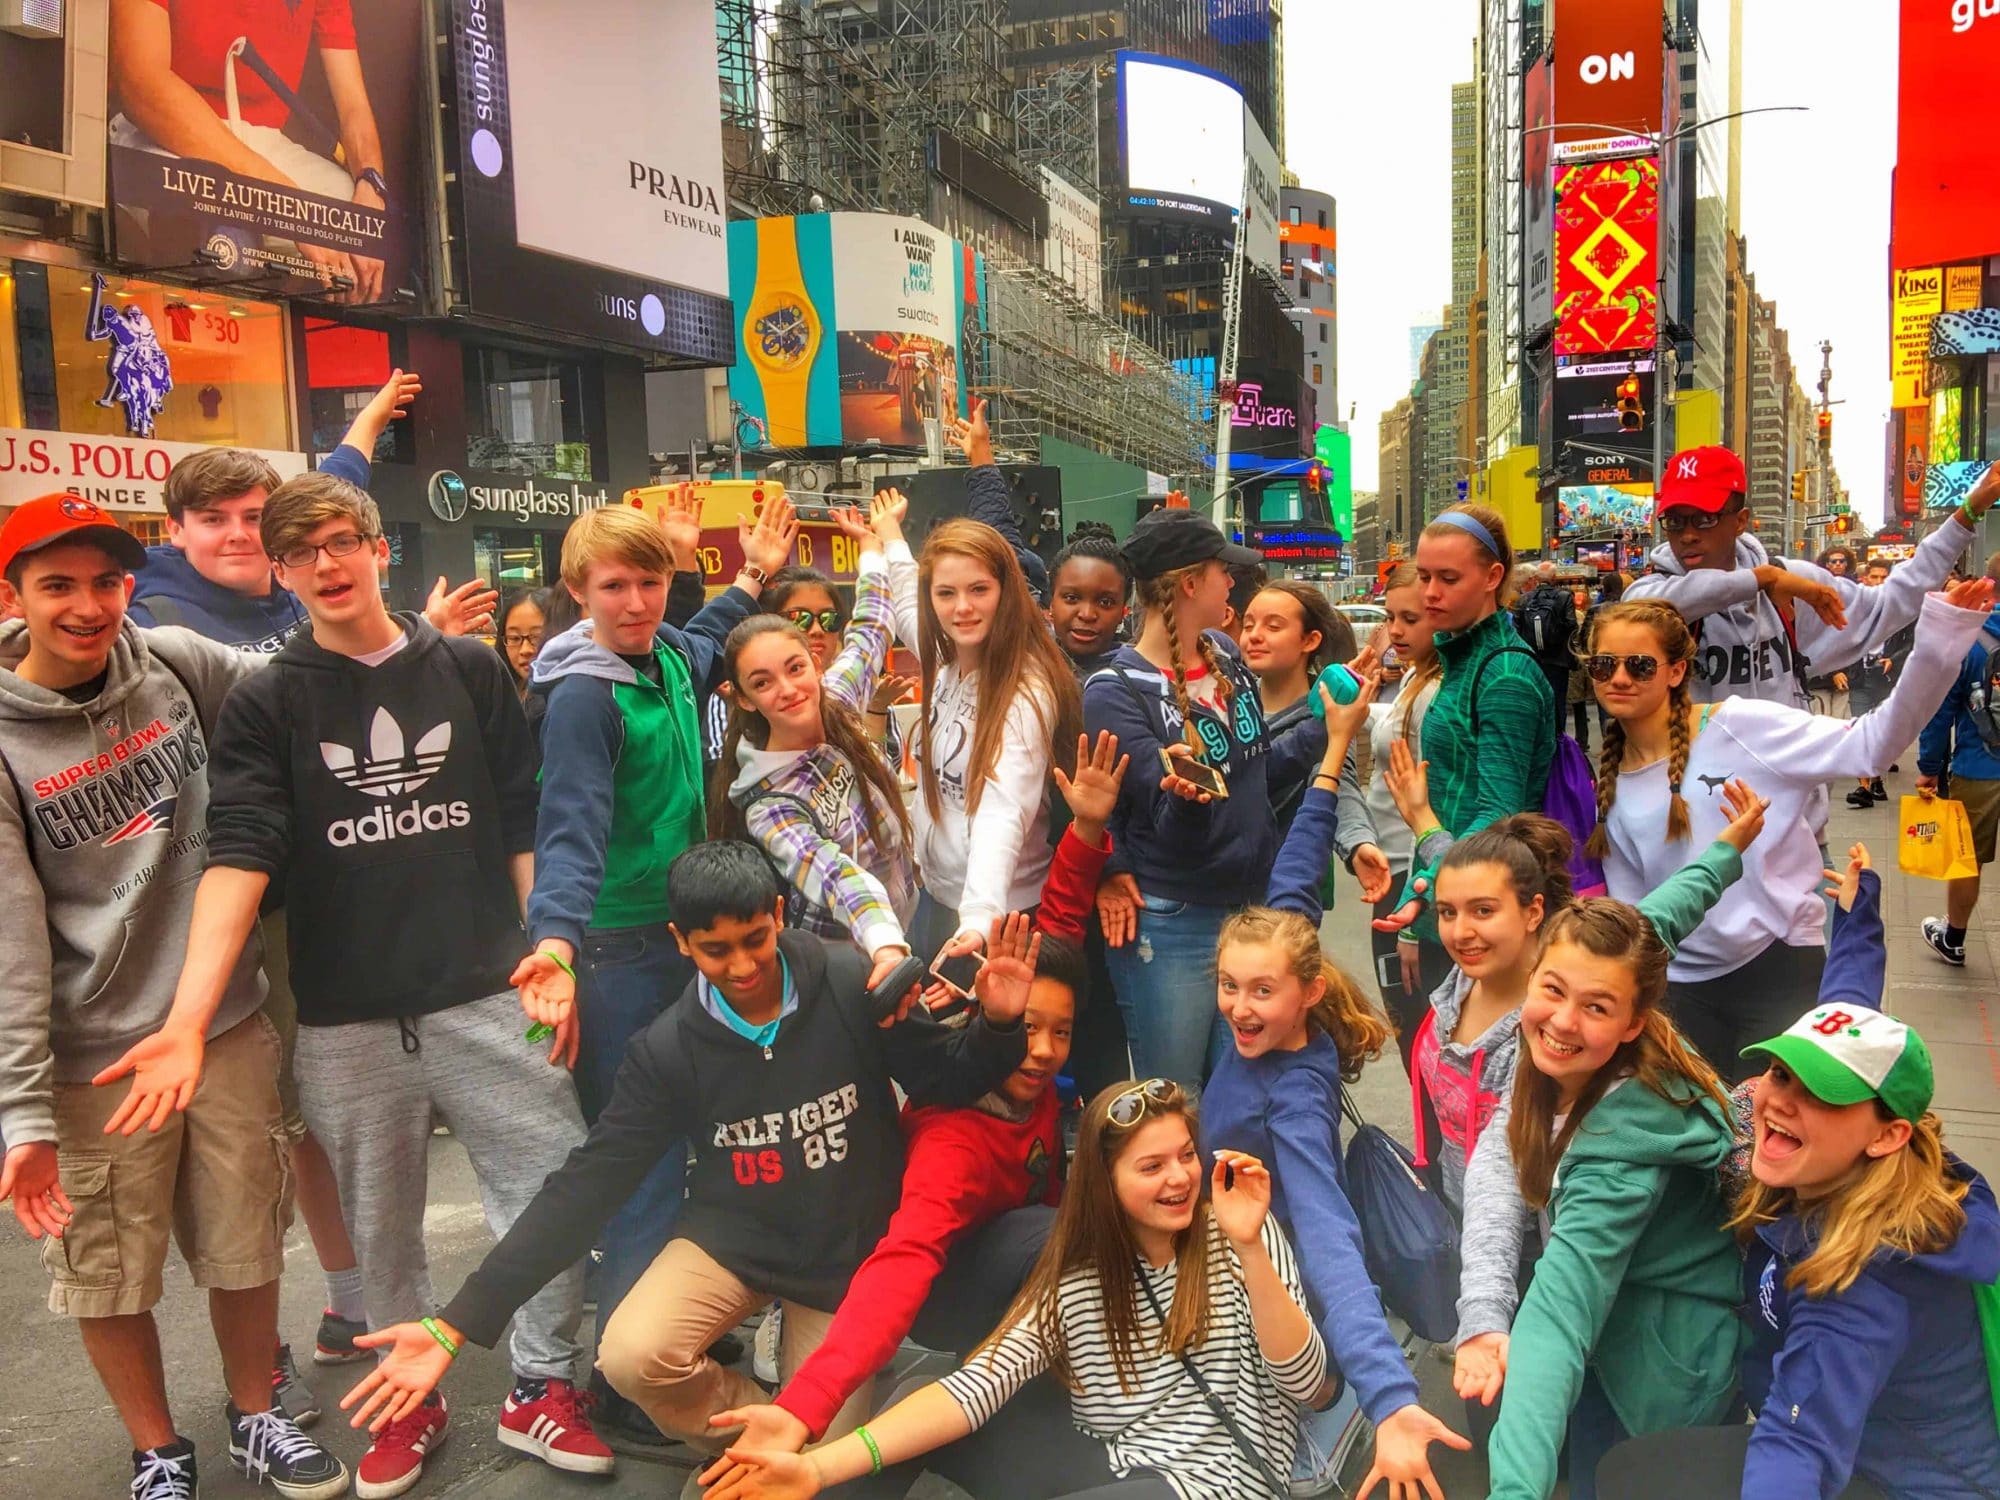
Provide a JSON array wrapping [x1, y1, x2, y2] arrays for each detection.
[[339, 840, 1027, 1454], [147, 471, 603, 1498], [0, 494, 348, 1500], [1627, 446, 1998, 707]]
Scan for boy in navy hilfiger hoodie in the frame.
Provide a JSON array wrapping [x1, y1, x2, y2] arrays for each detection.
[[337, 841, 1026, 1455]]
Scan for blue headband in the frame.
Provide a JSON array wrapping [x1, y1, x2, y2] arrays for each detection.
[[1433, 509, 1502, 557]]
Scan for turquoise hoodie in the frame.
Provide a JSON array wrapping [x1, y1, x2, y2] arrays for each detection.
[[1486, 1074, 1744, 1500]]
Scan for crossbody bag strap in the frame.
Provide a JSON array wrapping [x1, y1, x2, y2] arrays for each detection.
[[1135, 1264, 1294, 1497]]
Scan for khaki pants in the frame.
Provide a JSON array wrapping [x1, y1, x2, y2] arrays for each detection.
[[596, 1237, 872, 1449]]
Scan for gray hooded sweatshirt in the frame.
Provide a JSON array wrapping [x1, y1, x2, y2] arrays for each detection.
[[0, 623, 265, 1147]]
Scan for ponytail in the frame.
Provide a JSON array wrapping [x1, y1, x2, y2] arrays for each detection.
[[1216, 908, 1392, 1079], [1440, 813, 1575, 916]]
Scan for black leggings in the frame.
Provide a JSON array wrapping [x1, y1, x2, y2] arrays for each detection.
[[1370, 887, 1455, 1078], [1596, 1424, 1886, 1498], [1666, 941, 1825, 1085]]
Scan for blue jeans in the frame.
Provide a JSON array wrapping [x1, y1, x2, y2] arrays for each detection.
[[1567, 1368, 1630, 1500], [1104, 896, 1229, 1089], [578, 922, 692, 1322]]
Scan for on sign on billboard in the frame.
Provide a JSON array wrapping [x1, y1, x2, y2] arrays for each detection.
[[1894, 0, 2000, 271], [1551, 0, 1667, 144], [448, 0, 733, 362], [1553, 156, 1659, 357], [106, 0, 427, 304]]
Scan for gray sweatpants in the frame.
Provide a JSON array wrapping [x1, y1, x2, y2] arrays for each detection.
[[295, 991, 587, 1380]]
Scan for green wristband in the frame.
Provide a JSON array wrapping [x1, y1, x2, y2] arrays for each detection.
[[539, 948, 577, 982], [420, 1316, 459, 1359], [1414, 824, 1445, 847], [856, 1424, 883, 1475]]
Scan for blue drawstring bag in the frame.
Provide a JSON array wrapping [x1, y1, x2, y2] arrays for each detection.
[[1340, 1091, 1461, 1344]]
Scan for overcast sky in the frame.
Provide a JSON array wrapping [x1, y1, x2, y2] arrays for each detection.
[[1284, 2, 1897, 523]]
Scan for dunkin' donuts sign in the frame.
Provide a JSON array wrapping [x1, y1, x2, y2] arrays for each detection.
[[0, 428, 308, 513]]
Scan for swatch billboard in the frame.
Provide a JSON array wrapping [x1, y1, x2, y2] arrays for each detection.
[[106, 0, 428, 304], [1553, 156, 1659, 358], [729, 213, 988, 449], [447, 0, 732, 362]]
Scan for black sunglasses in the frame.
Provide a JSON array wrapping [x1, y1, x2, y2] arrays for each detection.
[[1106, 1077, 1182, 1128], [1585, 653, 1660, 683], [785, 607, 842, 633]]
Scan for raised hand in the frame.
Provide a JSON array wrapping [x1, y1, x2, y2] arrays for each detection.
[[510, 947, 579, 1070], [1945, 576, 1997, 614], [868, 488, 910, 546], [340, 1323, 455, 1434], [944, 398, 996, 467], [1356, 1403, 1471, 1500], [829, 505, 875, 546], [1319, 666, 1381, 749], [1451, 1331, 1509, 1407], [1714, 778, 1771, 855], [90, 1025, 205, 1135], [0, 1141, 72, 1240], [1209, 1150, 1271, 1247], [1823, 841, 1871, 911], [424, 576, 500, 637], [1350, 844, 1393, 904], [1096, 871, 1142, 948], [1052, 731, 1129, 838], [867, 673, 915, 716], [1965, 459, 2000, 517], [1383, 740, 1437, 836], [973, 913, 1041, 1024], [354, 368, 421, 440], [741, 495, 800, 577], [659, 483, 705, 568]]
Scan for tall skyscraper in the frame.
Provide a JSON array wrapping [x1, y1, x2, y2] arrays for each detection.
[[1281, 186, 1338, 433]]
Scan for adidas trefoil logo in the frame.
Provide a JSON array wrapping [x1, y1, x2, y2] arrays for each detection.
[[320, 707, 470, 848], [321, 708, 451, 797]]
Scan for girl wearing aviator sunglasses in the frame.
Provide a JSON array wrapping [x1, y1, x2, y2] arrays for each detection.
[[1584, 584, 1996, 1076]]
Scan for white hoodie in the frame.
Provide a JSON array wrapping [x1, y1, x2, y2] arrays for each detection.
[[1625, 517, 1971, 707], [1602, 590, 1986, 981]]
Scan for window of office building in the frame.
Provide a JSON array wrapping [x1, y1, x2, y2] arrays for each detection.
[[10, 263, 290, 447], [465, 346, 595, 479]]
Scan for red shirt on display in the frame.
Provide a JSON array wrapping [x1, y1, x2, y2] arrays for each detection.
[[149, 0, 358, 131]]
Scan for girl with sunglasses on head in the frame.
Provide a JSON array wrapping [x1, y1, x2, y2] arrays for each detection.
[[698, 1083, 1331, 1500], [1581, 581, 1995, 1078], [708, 507, 917, 976], [875, 492, 1082, 965]]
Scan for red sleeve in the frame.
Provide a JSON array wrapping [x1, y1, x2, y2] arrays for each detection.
[[1037, 826, 1112, 944], [312, 0, 358, 50], [774, 1132, 999, 1439]]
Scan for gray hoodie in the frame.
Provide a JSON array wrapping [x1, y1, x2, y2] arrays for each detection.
[[0, 624, 266, 1147]]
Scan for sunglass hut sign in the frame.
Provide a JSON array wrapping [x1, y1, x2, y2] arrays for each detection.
[[427, 470, 613, 525]]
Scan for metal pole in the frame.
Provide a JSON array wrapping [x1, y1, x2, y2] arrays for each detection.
[[1818, 341, 1834, 549], [1651, 131, 1670, 505]]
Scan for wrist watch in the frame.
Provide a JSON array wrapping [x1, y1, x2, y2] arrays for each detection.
[[356, 167, 389, 202], [737, 563, 771, 587], [740, 219, 825, 446]]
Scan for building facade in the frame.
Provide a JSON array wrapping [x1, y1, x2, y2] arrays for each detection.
[[1281, 187, 1337, 438]]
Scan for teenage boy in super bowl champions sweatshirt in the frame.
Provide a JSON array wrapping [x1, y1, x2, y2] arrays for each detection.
[[144, 471, 603, 1500], [1627, 446, 2000, 707], [336, 840, 1028, 1457], [0, 495, 348, 1500]]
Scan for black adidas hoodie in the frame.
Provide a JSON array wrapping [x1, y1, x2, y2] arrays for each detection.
[[205, 613, 540, 1026], [442, 930, 1026, 1337]]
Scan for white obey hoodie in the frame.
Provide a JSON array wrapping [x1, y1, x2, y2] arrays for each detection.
[[1601, 591, 1986, 981], [1626, 517, 1971, 707]]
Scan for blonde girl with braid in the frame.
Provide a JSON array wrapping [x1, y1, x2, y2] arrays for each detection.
[[1585, 579, 1998, 1080], [1083, 508, 1331, 1088]]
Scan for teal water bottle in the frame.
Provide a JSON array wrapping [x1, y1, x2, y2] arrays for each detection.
[[1307, 661, 1363, 718]]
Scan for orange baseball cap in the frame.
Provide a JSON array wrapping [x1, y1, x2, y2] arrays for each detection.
[[0, 493, 147, 578]]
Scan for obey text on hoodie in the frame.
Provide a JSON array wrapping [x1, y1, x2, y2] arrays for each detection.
[[204, 614, 541, 1026]]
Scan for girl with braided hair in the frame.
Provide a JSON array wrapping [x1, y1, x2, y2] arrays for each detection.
[[1082, 508, 1328, 1088], [1585, 582, 1998, 1079]]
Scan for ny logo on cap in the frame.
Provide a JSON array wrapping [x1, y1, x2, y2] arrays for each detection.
[[1674, 455, 1700, 480], [59, 497, 102, 521]]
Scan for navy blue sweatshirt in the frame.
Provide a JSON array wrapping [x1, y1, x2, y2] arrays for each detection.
[[127, 444, 369, 649], [964, 462, 1050, 604], [1081, 632, 1322, 908], [1200, 785, 1423, 1424]]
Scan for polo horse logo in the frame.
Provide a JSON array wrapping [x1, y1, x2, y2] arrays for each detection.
[[85, 273, 173, 438]]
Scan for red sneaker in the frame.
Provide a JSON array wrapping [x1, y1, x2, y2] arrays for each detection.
[[497, 1377, 615, 1475], [354, 1393, 448, 1500]]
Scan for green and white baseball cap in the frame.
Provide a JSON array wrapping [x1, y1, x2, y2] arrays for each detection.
[[1742, 1004, 1934, 1123]]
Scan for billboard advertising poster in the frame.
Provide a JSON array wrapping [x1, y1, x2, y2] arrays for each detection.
[[1948, 263, 1984, 310], [1894, 0, 2000, 271], [1892, 264, 1943, 410], [1250, 523, 1342, 564], [1242, 111, 1283, 282], [1551, 0, 1666, 144], [106, 0, 427, 304], [447, 0, 732, 362], [1118, 51, 1245, 222], [1902, 409, 1929, 517], [1523, 57, 1555, 332], [729, 213, 987, 449], [1553, 156, 1659, 358], [1041, 166, 1103, 313], [1557, 483, 1653, 537], [1553, 360, 1654, 483]]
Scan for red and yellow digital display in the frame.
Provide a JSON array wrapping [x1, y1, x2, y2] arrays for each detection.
[[1553, 156, 1658, 358]]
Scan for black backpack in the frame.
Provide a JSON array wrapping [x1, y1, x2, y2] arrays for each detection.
[[1968, 627, 2000, 754], [1517, 587, 1575, 667]]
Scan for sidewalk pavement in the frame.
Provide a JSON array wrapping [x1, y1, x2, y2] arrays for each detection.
[[7, 777, 1994, 1500]]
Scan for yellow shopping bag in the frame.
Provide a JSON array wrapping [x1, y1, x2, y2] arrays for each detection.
[[1899, 794, 1982, 882]]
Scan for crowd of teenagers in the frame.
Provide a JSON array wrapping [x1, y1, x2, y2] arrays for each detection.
[[5, 376, 2000, 1500]]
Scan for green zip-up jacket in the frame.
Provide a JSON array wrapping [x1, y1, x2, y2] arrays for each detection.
[[1486, 1075, 1744, 1500], [527, 595, 753, 947]]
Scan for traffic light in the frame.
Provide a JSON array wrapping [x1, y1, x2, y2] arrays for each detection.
[[1790, 470, 1807, 503], [1833, 513, 1851, 535], [1305, 461, 1325, 498], [1817, 410, 1832, 449], [1616, 375, 1644, 433]]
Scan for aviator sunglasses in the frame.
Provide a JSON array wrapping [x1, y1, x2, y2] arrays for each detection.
[[1584, 653, 1661, 683]]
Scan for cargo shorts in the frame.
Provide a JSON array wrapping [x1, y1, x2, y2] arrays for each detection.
[[43, 1012, 293, 1318]]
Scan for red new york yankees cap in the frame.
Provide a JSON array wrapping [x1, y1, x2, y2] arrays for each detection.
[[1656, 446, 1748, 514], [0, 493, 148, 578]]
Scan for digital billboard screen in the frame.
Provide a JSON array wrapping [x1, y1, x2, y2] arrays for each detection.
[[1894, 0, 2000, 270], [1550, 0, 1666, 144], [1118, 51, 1246, 223], [1553, 156, 1659, 358]]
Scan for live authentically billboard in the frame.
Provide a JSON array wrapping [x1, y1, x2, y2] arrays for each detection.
[[107, 0, 429, 305]]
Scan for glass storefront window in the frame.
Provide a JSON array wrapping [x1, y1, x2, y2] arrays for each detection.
[[465, 346, 594, 479], [303, 317, 410, 463], [474, 527, 551, 590], [37, 265, 290, 448]]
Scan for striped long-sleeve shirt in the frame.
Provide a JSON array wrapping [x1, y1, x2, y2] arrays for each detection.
[[938, 1214, 1327, 1500]]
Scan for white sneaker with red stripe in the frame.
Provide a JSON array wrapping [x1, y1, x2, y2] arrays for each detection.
[[496, 1377, 615, 1475], [354, 1393, 448, 1500]]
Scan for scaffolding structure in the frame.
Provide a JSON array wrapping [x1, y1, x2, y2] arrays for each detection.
[[1013, 62, 1102, 197]]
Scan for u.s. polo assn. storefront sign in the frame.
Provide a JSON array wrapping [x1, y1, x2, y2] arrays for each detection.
[[0, 428, 309, 514]]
